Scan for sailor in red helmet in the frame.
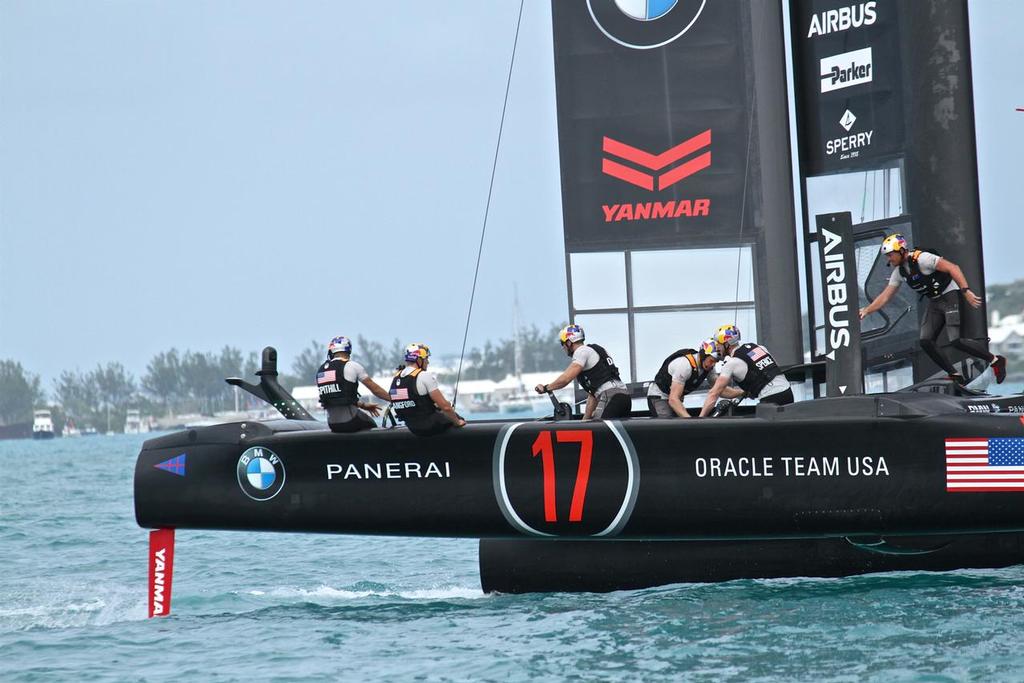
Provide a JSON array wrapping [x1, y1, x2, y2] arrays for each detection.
[[389, 342, 466, 436], [858, 234, 1006, 384], [316, 336, 393, 433], [534, 324, 631, 420], [699, 324, 793, 417]]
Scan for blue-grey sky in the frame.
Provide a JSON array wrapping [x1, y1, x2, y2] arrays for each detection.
[[1, 1, 1021, 385]]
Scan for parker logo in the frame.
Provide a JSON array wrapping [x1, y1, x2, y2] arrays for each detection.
[[587, 0, 706, 50], [827, 109, 873, 160], [820, 47, 873, 93], [807, 1, 877, 38], [602, 130, 711, 191]]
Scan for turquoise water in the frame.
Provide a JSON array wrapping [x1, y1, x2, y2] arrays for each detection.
[[4, 434, 1024, 681]]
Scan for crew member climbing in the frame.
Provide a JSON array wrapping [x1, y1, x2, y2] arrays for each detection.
[[859, 234, 1006, 384]]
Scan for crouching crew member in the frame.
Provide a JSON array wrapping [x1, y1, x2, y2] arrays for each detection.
[[858, 233, 1006, 385], [699, 325, 793, 417], [389, 342, 466, 436], [534, 324, 631, 420], [647, 339, 720, 418], [317, 336, 393, 433]]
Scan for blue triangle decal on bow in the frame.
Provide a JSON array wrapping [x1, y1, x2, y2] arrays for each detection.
[[155, 454, 186, 477]]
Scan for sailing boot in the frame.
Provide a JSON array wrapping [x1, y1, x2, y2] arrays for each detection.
[[991, 355, 1007, 384]]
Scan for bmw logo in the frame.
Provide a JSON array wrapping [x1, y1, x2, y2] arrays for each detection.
[[588, 0, 706, 49], [236, 446, 286, 501]]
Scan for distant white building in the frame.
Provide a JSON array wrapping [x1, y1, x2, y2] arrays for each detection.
[[990, 309, 1024, 358], [124, 409, 152, 434], [291, 385, 326, 416]]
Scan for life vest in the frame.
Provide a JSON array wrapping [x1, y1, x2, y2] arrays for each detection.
[[733, 343, 781, 398], [653, 349, 704, 395], [389, 368, 437, 423], [899, 248, 952, 300], [317, 359, 359, 407], [577, 344, 621, 396]]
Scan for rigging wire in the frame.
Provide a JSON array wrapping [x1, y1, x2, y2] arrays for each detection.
[[859, 171, 868, 223], [871, 169, 878, 220], [732, 14, 761, 325], [452, 0, 525, 408]]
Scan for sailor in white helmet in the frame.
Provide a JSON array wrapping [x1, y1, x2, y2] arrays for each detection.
[[316, 336, 392, 433], [534, 324, 631, 420]]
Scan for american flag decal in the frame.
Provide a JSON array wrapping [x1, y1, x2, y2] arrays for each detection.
[[390, 387, 409, 400], [747, 346, 767, 362], [317, 370, 336, 384], [945, 438, 1024, 492]]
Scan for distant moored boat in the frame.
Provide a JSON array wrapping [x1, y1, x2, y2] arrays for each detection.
[[32, 410, 56, 439]]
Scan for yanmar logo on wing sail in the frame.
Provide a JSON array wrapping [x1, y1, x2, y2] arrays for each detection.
[[600, 130, 711, 223]]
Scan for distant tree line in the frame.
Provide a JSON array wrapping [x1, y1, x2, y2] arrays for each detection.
[[287, 324, 570, 382], [0, 361, 43, 427], [0, 323, 569, 429], [988, 278, 1024, 318]]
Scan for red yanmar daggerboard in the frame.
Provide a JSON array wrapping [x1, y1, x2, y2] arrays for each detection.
[[148, 528, 174, 618]]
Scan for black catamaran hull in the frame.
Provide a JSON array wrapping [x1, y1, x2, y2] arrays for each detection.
[[479, 534, 1024, 593], [135, 389, 1024, 591]]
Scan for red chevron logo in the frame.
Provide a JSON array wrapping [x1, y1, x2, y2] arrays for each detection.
[[601, 130, 712, 191]]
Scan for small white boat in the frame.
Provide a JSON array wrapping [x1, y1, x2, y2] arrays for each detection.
[[124, 409, 151, 434], [32, 410, 56, 439]]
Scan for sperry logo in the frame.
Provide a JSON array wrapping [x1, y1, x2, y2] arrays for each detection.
[[839, 109, 857, 131], [601, 130, 711, 191], [827, 109, 873, 160]]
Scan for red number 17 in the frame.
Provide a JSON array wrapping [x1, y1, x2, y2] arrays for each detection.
[[531, 430, 593, 523]]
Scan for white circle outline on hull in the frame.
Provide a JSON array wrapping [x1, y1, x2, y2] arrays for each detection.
[[492, 420, 640, 537]]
